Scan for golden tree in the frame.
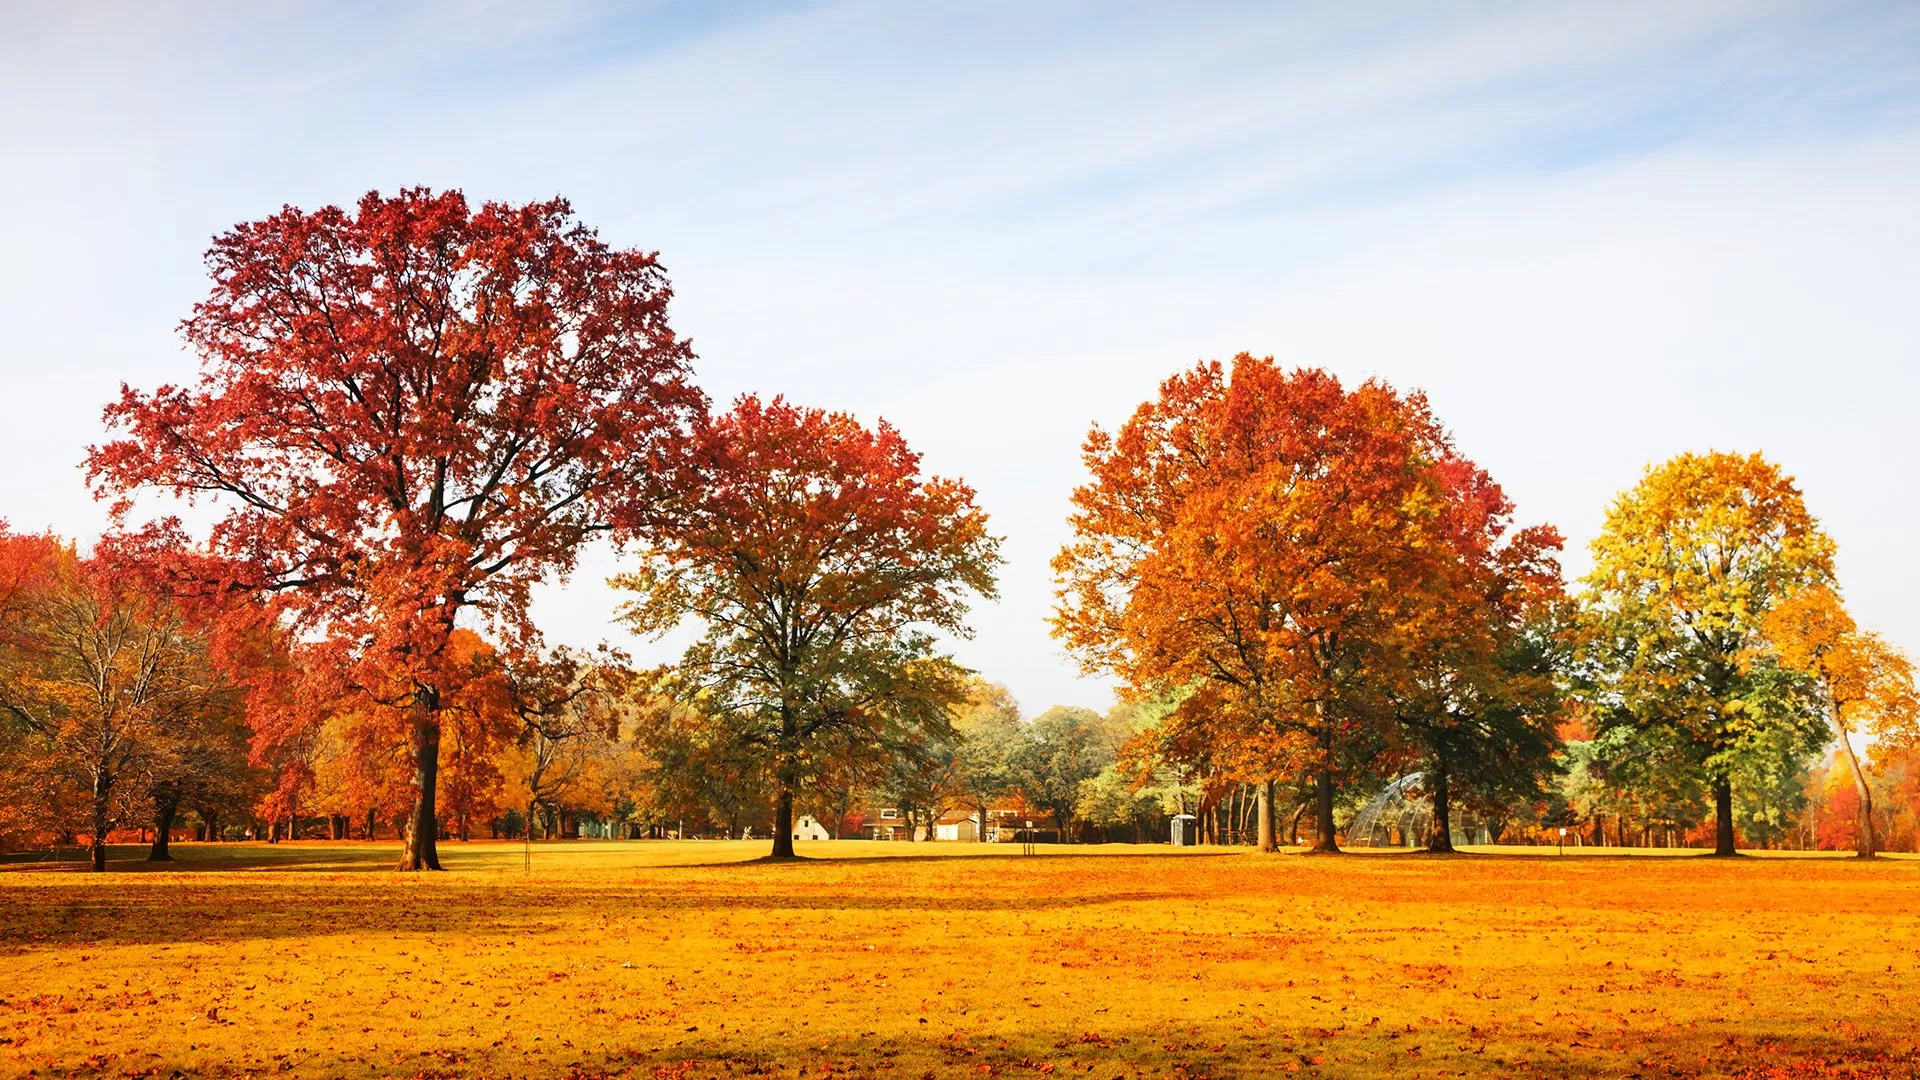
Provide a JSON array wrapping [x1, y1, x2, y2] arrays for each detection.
[[1582, 451, 1835, 856], [1762, 587, 1918, 857]]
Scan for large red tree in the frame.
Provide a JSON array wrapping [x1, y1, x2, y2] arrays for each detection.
[[89, 188, 704, 869]]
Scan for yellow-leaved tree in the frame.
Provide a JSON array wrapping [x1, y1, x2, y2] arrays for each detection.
[[1582, 451, 1834, 856], [1762, 587, 1918, 857]]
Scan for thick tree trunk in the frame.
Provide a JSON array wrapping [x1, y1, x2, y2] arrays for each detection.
[[1256, 779, 1276, 852], [1426, 759, 1455, 854], [1836, 731, 1876, 858], [771, 783, 797, 859], [1311, 766, 1339, 853], [364, 807, 377, 841], [90, 778, 111, 873], [149, 797, 178, 862], [399, 694, 444, 871], [1309, 710, 1339, 853], [1711, 775, 1736, 856]]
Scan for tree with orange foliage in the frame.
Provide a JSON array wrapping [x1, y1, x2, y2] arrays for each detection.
[[88, 189, 705, 869], [0, 528, 69, 851], [1053, 355, 1500, 852], [0, 531, 246, 870], [616, 396, 1000, 859], [500, 646, 632, 842], [1582, 452, 1835, 856], [1762, 587, 1919, 857]]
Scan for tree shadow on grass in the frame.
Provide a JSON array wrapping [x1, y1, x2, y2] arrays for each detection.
[[0, 875, 1202, 950], [1, 842, 411, 874]]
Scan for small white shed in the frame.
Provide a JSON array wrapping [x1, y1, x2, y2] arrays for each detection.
[[791, 815, 831, 842], [934, 817, 979, 842]]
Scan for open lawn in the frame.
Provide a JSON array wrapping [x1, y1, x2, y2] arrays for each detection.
[[3, 842, 1919, 1079]]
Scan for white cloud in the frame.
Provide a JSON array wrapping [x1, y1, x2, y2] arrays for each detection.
[[2, 1, 1916, 714]]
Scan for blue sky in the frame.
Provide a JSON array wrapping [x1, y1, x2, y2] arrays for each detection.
[[3, 1, 1918, 715]]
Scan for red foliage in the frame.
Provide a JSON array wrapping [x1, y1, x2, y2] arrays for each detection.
[[86, 188, 705, 868], [1817, 781, 1861, 852]]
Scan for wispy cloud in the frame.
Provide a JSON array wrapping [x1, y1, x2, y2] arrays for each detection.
[[3, 1, 1917, 711]]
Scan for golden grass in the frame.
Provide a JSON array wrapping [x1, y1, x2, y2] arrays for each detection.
[[3, 841, 1919, 1079]]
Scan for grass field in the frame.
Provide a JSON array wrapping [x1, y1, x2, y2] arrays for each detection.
[[3, 842, 1919, 1079]]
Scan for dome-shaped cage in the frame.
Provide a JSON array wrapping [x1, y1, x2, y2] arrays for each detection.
[[1345, 772, 1492, 848]]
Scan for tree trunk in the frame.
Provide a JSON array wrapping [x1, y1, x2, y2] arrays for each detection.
[[1836, 728, 1876, 858], [1309, 711, 1339, 854], [1256, 779, 1276, 852], [1710, 774, 1736, 856], [1311, 765, 1339, 853], [149, 796, 179, 862], [90, 773, 112, 872], [399, 693, 444, 871], [1426, 759, 1455, 854], [771, 783, 797, 859], [364, 807, 377, 841]]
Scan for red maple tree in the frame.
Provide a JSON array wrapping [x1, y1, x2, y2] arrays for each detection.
[[88, 188, 705, 869]]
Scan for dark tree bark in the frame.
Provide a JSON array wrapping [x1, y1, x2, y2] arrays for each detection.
[[1711, 774, 1737, 856], [149, 794, 180, 862], [1310, 765, 1339, 853], [1425, 760, 1456, 853], [771, 782, 797, 859], [399, 693, 444, 871]]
